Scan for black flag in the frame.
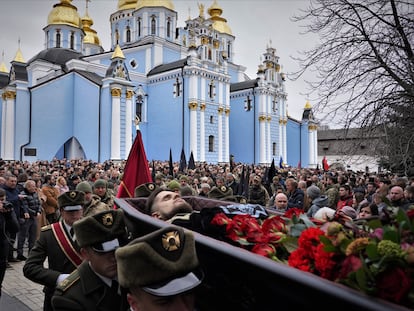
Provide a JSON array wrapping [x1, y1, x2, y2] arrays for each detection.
[[179, 148, 187, 173], [168, 148, 174, 177], [188, 151, 196, 170]]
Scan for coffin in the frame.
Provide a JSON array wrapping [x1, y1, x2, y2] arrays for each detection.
[[115, 197, 409, 311]]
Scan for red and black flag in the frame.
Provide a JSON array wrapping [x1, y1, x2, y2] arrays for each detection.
[[116, 130, 152, 198]]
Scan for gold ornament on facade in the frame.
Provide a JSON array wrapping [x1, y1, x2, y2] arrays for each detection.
[[213, 40, 220, 49], [308, 124, 318, 131], [258, 115, 267, 122], [217, 107, 224, 114], [279, 118, 287, 125], [111, 88, 122, 97], [188, 102, 198, 110], [267, 116, 272, 122], [225, 108, 230, 116], [200, 103, 206, 111], [2, 90, 16, 100], [201, 37, 209, 45], [126, 90, 134, 99]]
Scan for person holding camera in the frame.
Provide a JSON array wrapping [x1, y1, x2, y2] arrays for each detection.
[[0, 188, 19, 298]]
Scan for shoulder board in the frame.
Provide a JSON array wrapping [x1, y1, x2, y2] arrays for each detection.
[[41, 224, 52, 231], [56, 270, 80, 293]]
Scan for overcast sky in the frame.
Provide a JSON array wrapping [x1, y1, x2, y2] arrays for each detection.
[[0, 0, 317, 121]]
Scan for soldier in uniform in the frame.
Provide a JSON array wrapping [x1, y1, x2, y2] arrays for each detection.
[[115, 226, 203, 311], [51, 209, 129, 311], [75, 181, 110, 216], [23, 190, 85, 311]]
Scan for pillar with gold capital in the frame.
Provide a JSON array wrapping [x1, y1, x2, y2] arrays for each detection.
[[1, 90, 16, 159], [111, 87, 122, 160]]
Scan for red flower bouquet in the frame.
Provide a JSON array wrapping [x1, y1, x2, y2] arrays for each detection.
[[210, 206, 414, 308]]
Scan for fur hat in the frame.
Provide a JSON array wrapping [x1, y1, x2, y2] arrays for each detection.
[[134, 182, 159, 198], [93, 179, 107, 189], [115, 226, 202, 296], [76, 181, 92, 194], [208, 185, 233, 200], [74, 210, 127, 252], [58, 190, 85, 211], [306, 185, 321, 200]]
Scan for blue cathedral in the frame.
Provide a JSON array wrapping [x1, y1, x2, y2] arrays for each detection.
[[0, 0, 318, 167]]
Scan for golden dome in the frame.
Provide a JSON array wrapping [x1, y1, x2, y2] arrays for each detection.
[[136, 0, 174, 11], [47, 0, 81, 28], [117, 0, 137, 10], [0, 62, 8, 73], [82, 13, 101, 45], [14, 48, 25, 63], [208, 0, 232, 35], [304, 101, 312, 109], [112, 44, 125, 59]]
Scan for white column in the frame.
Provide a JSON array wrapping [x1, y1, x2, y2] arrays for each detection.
[[189, 102, 198, 157], [258, 92, 266, 164], [2, 91, 16, 160], [199, 103, 206, 162], [111, 88, 121, 160], [189, 75, 198, 158], [267, 116, 271, 163], [218, 107, 223, 162], [125, 90, 134, 157], [224, 83, 230, 163]]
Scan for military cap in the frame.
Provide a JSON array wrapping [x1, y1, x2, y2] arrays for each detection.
[[74, 209, 127, 252], [115, 226, 202, 296], [179, 175, 189, 182], [167, 180, 180, 191], [58, 191, 85, 211], [208, 185, 233, 200], [93, 179, 107, 189], [155, 174, 165, 180], [134, 182, 159, 197], [76, 181, 92, 193]]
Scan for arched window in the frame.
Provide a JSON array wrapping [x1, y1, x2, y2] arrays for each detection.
[[208, 136, 214, 152], [70, 32, 75, 49], [151, 16, 156, 35], [56, 31, 61, 48], [209, 116, 214, 124], [126, 26, 131, 42], [227, 43, 231, 59], [167, 18, 171, 38], [272, 142, 277, 156], [138, 18, 141, 37], [136, 94, 143, 122]]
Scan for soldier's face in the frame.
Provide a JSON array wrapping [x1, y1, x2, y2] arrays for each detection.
[[151, 191, 193, 221], [82, 248, 118, 279], [61, 209, 83, 226]]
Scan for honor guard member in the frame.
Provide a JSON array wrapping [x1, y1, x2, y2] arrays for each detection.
[[23, 191, 85, 311], [52, 209, 129, 311], [115, 226, 203, 311]]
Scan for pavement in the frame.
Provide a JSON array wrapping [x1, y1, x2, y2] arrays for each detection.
[[0, 247, 43, 311]]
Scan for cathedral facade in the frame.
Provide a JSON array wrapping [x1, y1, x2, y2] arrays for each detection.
[[0, 0, 318, 167]]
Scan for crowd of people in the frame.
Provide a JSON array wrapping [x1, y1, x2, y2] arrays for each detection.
[[1, 157, 414, 310]]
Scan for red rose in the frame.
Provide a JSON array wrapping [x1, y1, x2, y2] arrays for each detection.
[[211, 212, 231, 226], [337, 255, 362, 280], [262, 215, 287, 234], [376, 267, 411, 303], [252, 243, 276, 259]]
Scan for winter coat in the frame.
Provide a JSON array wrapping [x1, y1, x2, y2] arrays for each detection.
[[307, 195, 329, 218]]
